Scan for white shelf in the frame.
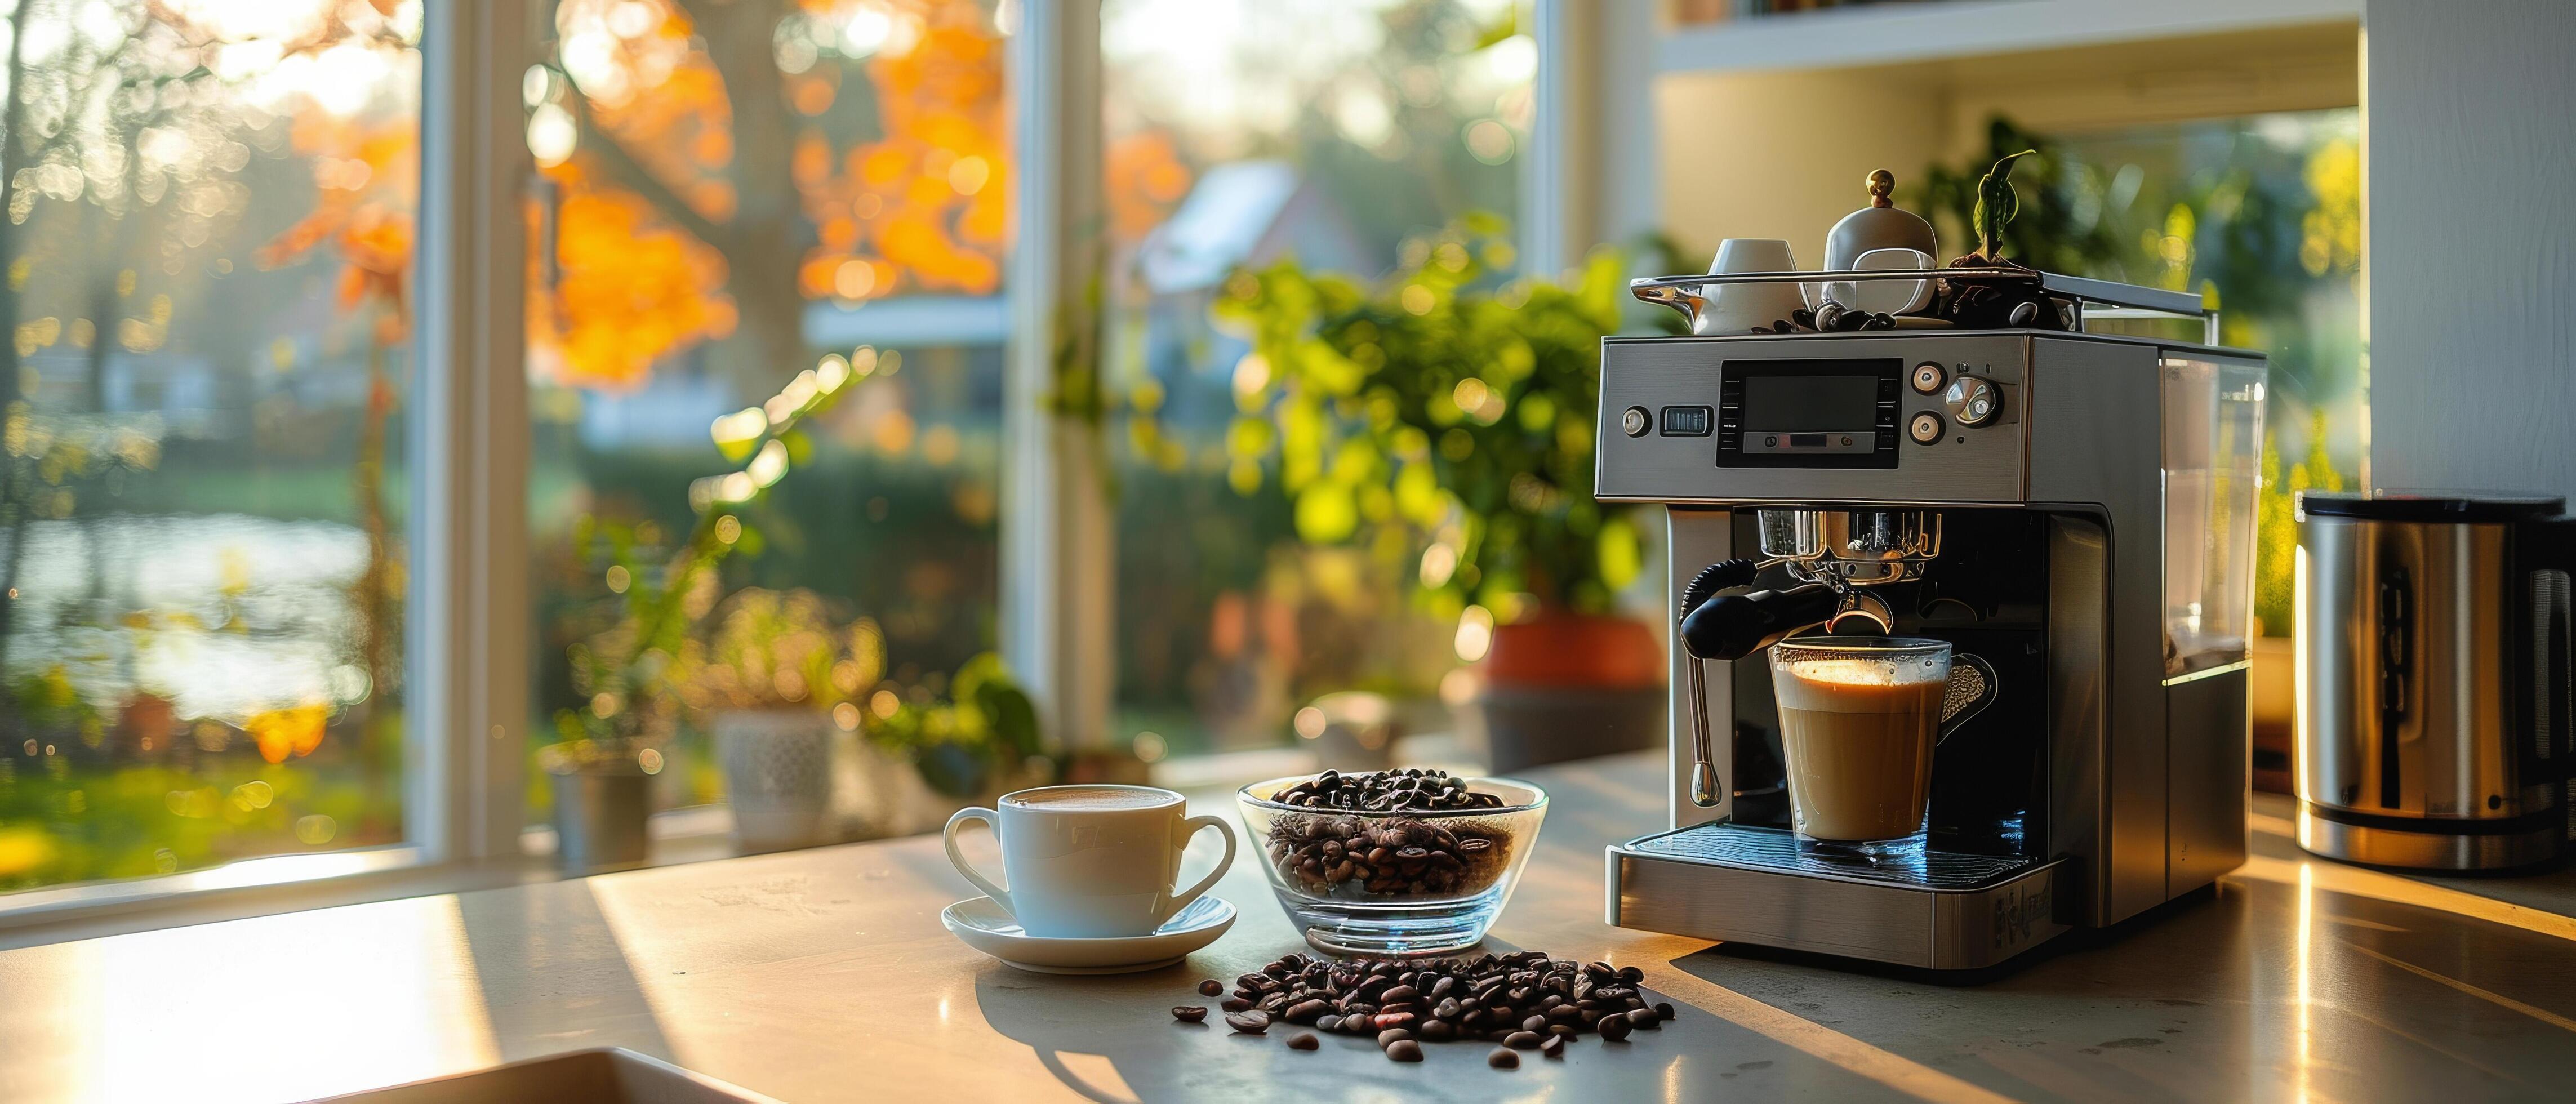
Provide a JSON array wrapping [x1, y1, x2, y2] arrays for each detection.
[[1657, 0, 2365, 76]]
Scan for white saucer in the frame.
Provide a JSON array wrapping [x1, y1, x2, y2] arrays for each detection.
[[941, 894, 1236, 975]]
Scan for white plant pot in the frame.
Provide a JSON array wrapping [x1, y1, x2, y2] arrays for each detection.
[[712, 709, 838, 853]]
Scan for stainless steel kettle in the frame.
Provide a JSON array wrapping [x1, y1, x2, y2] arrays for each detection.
[[2293, 491, 2576, 871]]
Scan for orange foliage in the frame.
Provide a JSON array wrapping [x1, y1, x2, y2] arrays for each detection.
[[247, 704, 330, 764], [790, 2, 1011, 300], [257, 112, 418, 346], [527, 167, 736, 391], [258, 0, 1191, 391], [1108, 131, 1193, 242]]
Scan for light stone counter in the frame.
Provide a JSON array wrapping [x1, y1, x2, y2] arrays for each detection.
[[3, 751, 2575, 1102]]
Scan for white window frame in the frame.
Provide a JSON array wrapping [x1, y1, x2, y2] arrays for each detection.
[[0, 0, 1587, 938]]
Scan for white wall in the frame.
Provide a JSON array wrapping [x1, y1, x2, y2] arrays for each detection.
[[2366, 1, 2576, 496]]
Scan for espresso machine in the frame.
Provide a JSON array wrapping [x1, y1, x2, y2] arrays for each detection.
[[1600, 268, 2267, 969]]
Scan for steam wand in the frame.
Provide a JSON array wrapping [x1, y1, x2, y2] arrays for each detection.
[[1675, 564, 1897, 807]]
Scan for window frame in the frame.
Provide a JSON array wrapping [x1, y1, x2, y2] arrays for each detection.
[[0, 0, 1586, 935]]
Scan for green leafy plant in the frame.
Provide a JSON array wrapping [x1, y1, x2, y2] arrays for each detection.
[[1971, 149, 2038, 261], [1209, 217, 1640, 622], [675, 588, 873, 714], [552, 350, 882, 759], [862, 653, 1042, 798]]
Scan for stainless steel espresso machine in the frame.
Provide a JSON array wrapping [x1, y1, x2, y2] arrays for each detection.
[[1599, 268, 2267, 970]]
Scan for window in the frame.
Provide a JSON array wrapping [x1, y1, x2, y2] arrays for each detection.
[[523, 0, 1012, 849], [1098, 0, 1531, 764], [0, 1, 422, 892]]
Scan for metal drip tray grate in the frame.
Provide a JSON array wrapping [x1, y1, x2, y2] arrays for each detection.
[[1609, 822, 2072, 968], [1623, 822, 2040, 892]]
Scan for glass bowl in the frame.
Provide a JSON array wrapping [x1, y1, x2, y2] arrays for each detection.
[[1235, 773, 1547, 958]]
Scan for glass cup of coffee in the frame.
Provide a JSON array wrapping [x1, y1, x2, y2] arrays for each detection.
[[1766, 636, 1997, 858], [943, 784, 1238, 938]]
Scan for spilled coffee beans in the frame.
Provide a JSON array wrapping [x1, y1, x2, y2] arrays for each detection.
[[1175, 950, 1674, 1066]]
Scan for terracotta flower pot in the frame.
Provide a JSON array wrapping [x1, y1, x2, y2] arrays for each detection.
[[1466, 612, 1666, 773]]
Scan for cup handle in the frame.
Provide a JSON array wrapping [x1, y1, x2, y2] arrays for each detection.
[[942, 807, 1011, 915], [1936, 654, 2001, 745], [1154, 814, 1238, 927]]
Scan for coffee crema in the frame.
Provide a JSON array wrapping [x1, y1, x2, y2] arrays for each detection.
[[1772, 661, 1945, 843], [1003, 785, 1176, 812]]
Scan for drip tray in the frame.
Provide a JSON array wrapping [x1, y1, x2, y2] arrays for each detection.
[[1607, 822, 2072, 970]]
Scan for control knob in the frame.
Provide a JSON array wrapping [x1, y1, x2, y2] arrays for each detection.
[[1943, 375, 2001, 427]]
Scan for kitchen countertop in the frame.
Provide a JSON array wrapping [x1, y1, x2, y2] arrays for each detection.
[[5, 751, 2576, 1103]]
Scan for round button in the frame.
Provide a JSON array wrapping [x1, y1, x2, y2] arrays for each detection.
[[1908, 412, 1944, 444], [1910, 362, 1946, 394], [1622, 406, 1650, 437], [1944, 375, 2001, 427]]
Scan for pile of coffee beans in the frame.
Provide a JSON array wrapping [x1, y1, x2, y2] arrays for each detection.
[[1261, 770, 1517, 900], [1168, 950, 1675, 1067], [1267, 768, 1506, 813]]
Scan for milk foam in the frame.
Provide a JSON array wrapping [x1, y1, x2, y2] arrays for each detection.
[[1006, 785, 1174, 811], [1772, 657, 1944, 713]]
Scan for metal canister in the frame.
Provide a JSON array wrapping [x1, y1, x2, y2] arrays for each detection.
[[2293, 492, 2575, 871]]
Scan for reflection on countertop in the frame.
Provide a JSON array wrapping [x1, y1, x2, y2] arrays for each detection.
[[1, 751, 2572, 1103]]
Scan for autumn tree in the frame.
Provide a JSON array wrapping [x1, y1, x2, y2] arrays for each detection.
[[526, 0, 1010, 393]]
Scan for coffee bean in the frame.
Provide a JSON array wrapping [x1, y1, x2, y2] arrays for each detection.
[[1597, 1012, 1631, 1041], [1172, 1005, 1207, 1023], [1220, 996, 1252, 1012], [1656, 1001, 1676, 1021], [1488, 1047, 1520, 1069], [1626, 1008, 1659, 1030], [1285, 999, 1329, 1024], [1316, 1014, 1342, 1032], [1521, 1014, 1549, 1034], [1617, 965, 1644, 984], [1420, 1019, 1456, 1042], [1198, 979, 1223, 996], [1226, 1012, 1270, 1034], [1505, 1031, 1542, 1050], [1373, 1012, 1417, 1031], [1286, 1032, 1319, 1050], [1541, 1034, 1565, 1058], [1386, 1039, 1423, 1062], [1377, 1027, 1413, 1049]]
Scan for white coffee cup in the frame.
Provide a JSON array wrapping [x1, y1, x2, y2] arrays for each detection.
[[943, 784, 1238, 938], [1698, 238, 1808, 335]]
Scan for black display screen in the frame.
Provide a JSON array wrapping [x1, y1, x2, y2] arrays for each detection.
[[1743, 375, 1881, 431]]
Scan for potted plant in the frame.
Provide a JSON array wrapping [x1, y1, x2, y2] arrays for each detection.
[[848, 652, 1048, 838], [674, 587, 871, 853], [541, 351, 873, 872], [1211, 217, 1662, 770]]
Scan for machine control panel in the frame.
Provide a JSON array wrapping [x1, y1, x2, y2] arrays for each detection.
[[1592, 332, 2048, 506], [1716, 358, 1903, 469]]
